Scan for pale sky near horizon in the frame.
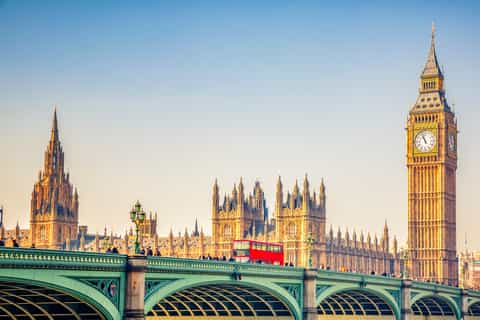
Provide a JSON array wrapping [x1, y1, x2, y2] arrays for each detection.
[[1, 1, 479, 249]]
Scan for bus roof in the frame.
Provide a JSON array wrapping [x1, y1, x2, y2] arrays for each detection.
[[232, 239, 283, 246]]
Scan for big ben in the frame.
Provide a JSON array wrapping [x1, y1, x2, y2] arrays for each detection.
[[407, 24, 458, 286]]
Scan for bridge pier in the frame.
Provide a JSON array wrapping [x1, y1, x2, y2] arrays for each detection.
[[400, 280, 412, 320], [303, 268, 318, 320], [124, 255, 147, 320], [461, 289, 469, 320]]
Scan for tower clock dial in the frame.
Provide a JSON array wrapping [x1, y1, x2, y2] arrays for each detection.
[[415, 130, 436, 152]]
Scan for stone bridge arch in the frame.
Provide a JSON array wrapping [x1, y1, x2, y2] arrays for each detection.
[[466, 299, 480, 319], [316, 285, 401, 320], [410, 293, 461, 320], [0, 270, 121, 320], [144, 277, 302, 320]]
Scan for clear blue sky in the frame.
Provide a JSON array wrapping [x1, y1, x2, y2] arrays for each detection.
[[1, 1, 479, 248]]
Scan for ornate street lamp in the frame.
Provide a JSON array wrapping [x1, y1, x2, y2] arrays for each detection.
[[401, 247, 409, 279], [130, 200, 146, 255], [306, 232, 315, 268]]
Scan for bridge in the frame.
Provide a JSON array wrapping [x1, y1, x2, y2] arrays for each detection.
[[1, 247, 480, 320]]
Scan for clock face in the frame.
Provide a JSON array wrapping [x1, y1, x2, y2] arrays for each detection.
[[448, 133, 456, 152], [415, 130, 436, 152]]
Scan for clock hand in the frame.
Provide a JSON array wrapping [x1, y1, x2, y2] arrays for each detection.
[[422, 136, 427, 144]]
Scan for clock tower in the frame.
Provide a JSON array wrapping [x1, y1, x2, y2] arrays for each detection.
[[407, 24, 458, 286]]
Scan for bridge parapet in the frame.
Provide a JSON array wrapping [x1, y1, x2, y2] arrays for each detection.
[[317, 268, 402, 287], [0, 247, 127, 270], [147, 256, 304, 278]]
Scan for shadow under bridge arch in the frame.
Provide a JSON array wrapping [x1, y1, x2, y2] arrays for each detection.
[[0, 280, 109, 320], [317, 289, 399, 320], [146, 282, 298, 320], [411, 294, 460, 320]]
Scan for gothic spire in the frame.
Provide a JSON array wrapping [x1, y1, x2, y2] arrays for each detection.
[[50, 107, 59, 144], [193, 218, 199, 237], [303, 173, 309, 193], [421, 22, 443, 79], [319, 178, 325, 196]]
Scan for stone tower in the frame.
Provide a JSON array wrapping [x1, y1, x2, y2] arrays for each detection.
[[30, 109, 79, 249], [275, 175, 326, 268], [407, 25, 458, 285], [212, 178, 267, 257]]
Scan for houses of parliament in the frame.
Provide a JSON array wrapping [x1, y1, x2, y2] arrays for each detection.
[[0, 26, 459, 285]]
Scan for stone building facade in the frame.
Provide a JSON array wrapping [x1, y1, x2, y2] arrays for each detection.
[[459, 251, 480, 290], [274, 175, 326, 268], [406, 25, 458, 286], [29, 110, 79, 249], [207, 177, 399, 273], [211, 179, 268, 258]]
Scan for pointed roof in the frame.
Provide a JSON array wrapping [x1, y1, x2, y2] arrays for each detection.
[[303, 173, 309, 192], [193, 218, 199, 237], [421, 22, 443, 78], [319, 178, 325, 194], [50, 107, 59, 144]]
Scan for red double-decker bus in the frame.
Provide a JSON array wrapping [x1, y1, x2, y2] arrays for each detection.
[[232, 240, 284, 265]]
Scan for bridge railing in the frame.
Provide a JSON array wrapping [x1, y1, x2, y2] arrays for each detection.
[[147, 256, 304, 278], [0, 247, 127, 270]]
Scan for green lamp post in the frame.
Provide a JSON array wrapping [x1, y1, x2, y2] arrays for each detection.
[[306, 232, 315, 268], [130, 200, 146, 255], [401, 248, 409, 279]]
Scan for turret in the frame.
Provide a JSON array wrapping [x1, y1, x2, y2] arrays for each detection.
[[383, 221, 390, 252], [0, 206, 4, 240], [15, 221, 20, 240], [254, 181, 263, 209], [73, 187, 79, 214], [199, 227, 205, 257], [232, 183, 238, 207], [302, 174, 310, 210], [168, 228, 174, 256], [238, 178, 245, 212], [95, 232, 100, 252], [212, 179, 219, 216], [352, 230, 357, 248], [292, 180, 300, 208], [337, 227, 342, 246], [193, 218, 199, 237], [183, 228, 189, 257], [275, 176, 283, 215], [319, 178, 326, 212], [79, 231, 85, 251]]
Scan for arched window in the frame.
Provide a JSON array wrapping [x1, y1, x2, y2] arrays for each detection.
[[223, 224, 232, 240], [287, 223, 296, 238], [39, 225, 46, 240]]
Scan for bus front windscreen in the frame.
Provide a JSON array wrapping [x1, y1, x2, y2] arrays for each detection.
[[233, 241, 250, 257]]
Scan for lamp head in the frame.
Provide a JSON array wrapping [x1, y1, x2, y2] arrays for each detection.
[[130, 208, 136, 221], [135, 200, 141, 212]]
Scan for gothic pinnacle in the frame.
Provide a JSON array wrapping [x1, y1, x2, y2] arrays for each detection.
[[303, 173, 309, 192], [50, 107, 59, 144]]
